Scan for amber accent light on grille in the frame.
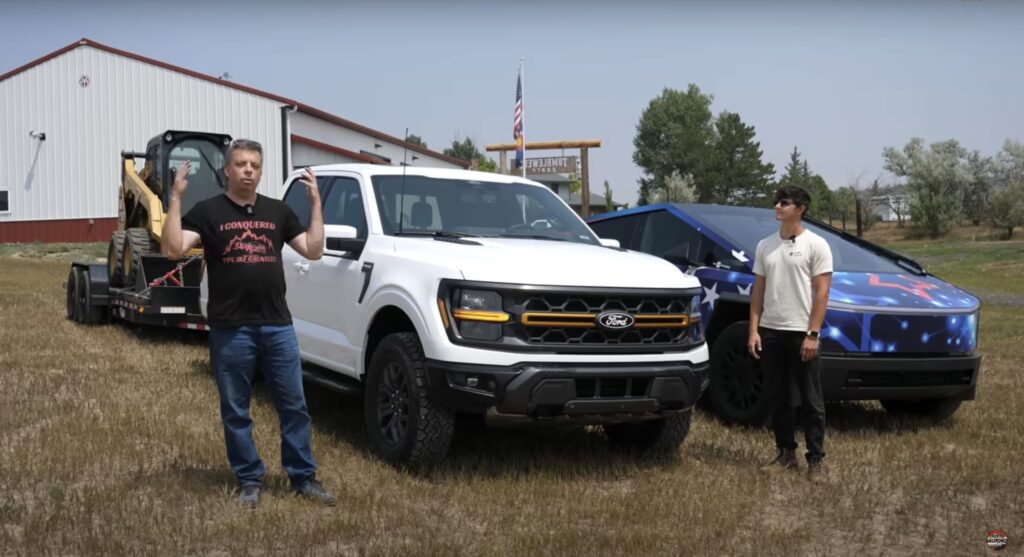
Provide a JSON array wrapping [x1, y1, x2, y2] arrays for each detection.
[[452, 308, 511, 323]]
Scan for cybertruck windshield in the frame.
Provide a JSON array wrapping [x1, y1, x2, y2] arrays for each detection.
[[691, 205, 907, 274], [372, 175, 599, 245]]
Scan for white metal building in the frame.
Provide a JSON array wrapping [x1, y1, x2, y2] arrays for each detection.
[[0, 38, 467, 243]]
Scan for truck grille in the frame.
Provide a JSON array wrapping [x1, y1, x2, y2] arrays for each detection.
[[506, 292, 694, 348]]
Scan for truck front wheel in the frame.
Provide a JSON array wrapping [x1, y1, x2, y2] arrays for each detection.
[[364, 332, 454, 469], [603, 409, 693, 453]]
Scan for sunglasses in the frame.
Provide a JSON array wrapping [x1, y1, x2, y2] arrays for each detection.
[[775, 199, 799, 207]]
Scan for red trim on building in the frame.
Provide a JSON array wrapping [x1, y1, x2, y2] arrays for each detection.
[[1, 38, 470, 168], [0, 218, 118, 243], [291, 134, 382, 164]]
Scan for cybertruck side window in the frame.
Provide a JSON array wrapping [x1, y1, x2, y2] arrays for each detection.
[[283, 176, 332, 229], [589, 214, 643, 249], [638, 210, 702, 267]]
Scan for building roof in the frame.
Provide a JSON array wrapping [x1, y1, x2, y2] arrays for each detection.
[[0, 38, 469, 168]]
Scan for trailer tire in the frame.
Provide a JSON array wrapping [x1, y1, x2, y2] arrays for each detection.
[[364, 332, 454, 470], [78, 268, 105, 325], [123, 228, 157, 289], [107, 231, 126, 287], [66, 268, 80, 322]]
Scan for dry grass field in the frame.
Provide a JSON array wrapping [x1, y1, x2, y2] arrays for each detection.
[[1, 237, 1022, 556]]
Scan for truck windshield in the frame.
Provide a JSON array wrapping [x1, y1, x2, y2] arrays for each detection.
[[371, 175, 599, 245]]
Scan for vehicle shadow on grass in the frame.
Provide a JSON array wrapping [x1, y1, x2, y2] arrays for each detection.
[[302, 385, 683, 479], [122, 324, 207, 346], [700, 401, 957, 435]]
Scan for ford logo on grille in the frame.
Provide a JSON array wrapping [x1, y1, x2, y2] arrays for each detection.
[[596, 311, 635, 330]]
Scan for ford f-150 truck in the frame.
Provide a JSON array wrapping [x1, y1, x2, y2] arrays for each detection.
[[204, 165, 709, 468]]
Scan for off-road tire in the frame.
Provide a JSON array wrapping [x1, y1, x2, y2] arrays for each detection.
[[364, 332, 454, 470], [122, 228, 158, 289], [881, 398, 963, 422], [107, 231, 126, 287], [709, 321, 772, 426], [604, 409, 693, 453]]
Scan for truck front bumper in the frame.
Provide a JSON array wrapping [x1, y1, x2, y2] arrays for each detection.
[[821, 353, 981, 401], [425, 359, 709, 425]]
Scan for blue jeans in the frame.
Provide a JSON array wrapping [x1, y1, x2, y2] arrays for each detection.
[[209, 324, 318, 488]]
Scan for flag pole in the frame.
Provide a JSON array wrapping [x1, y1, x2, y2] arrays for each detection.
[[520, 57, 526, 178]]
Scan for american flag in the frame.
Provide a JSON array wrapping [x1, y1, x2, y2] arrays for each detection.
[[513, 66, 524, 170]]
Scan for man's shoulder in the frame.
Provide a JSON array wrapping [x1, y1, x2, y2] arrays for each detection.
[[805, 230, 832, 249]]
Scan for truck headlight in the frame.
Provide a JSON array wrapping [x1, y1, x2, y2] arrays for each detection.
[[688, 295, 704, 345], [450, 289, 508, 341]]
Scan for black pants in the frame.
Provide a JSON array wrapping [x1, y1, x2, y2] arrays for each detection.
[[760, 327, 826, 462]]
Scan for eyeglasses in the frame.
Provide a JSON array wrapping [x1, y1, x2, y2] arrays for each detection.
[[775, 199, 797, 207]]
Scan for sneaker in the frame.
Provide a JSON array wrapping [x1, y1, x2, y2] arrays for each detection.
[[293, 480, 337, 507], [760, 448, 799, 474], [808, 460, 827, 484], [239, 485, 261, 508]]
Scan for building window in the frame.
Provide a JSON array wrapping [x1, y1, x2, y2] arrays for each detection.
[[0, 190, 9, 213]]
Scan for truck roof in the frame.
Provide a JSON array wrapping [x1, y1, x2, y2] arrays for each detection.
[[295, 163, 545, 187]]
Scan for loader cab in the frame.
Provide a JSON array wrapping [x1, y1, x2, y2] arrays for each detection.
[[144, 131, 232, 214]]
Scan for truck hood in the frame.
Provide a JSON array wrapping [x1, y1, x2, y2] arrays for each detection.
[[828, 271, 980, 312], [394, 237, 699, 290]]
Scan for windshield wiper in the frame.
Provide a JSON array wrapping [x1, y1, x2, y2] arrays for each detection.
[[495, 234, 567, 241], [393, 230, 480, 238]]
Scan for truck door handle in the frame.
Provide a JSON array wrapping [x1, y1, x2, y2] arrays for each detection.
[[293, 261, 310, 274]]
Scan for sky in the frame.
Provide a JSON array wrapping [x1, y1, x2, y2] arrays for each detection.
[[2, 0, 1022, 205]]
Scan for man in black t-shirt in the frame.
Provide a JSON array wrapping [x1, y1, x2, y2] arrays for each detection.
[[162, 139, 335, 508]]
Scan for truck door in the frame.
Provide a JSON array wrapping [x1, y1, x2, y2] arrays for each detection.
[[282, 174, 368, 378]]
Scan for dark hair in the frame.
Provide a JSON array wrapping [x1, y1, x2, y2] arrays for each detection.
[[774, 186, 811, 212], [227, 139, 263, 162]]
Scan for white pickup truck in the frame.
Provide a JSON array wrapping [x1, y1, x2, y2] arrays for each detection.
[[204, 164, 710, 468]]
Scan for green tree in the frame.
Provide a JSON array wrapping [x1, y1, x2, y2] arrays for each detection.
[[443, 137, 497, 173], [964, 151, 995, 226], [883, 138, 970, 238], [775, 147, 833, 219], [406, 134, 427, 148], [603, 180, 615, 212], [709, 111, 776, 206], [990, 139, 1024, 239], [633, 85, 715, 204], [653, 171, 696, 203]]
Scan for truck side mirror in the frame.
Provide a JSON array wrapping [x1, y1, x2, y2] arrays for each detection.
[[324, 224, 364, 259], [599, 238, 621, 249]]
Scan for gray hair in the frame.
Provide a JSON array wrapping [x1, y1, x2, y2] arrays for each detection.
[[227, 139, 263, 162]]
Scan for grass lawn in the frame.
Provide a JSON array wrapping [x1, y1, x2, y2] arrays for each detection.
[[1, 239, 1021, 556]]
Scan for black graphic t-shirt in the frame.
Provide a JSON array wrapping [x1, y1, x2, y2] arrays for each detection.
[[182, 193, 304, 328]]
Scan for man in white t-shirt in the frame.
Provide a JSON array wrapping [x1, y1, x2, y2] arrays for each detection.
[[748, 186, 833, 483]]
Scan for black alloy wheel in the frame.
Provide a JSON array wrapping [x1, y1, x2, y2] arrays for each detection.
[[709, 321, 772, 426], [376, 361, 411, 447]]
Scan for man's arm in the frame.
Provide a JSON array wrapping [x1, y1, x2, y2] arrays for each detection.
[[161, 162, 201, 260], [287, 167, 324, 261], [801, 272, 833, 361], [747, 274, 766, 359]]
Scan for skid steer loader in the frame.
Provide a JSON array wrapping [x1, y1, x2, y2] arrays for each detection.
[[66, 130, 231, 328]]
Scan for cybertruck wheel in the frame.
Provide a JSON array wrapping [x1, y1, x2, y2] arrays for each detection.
[[604, 409, 693, 453], [364, 332, 454, 470], [709, 321, 772, 426], [881, 398, 962, 422]]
